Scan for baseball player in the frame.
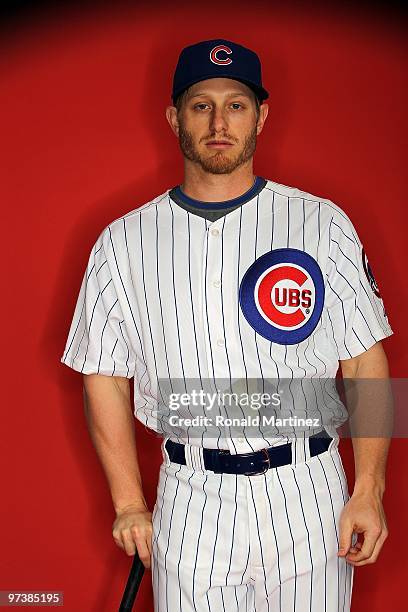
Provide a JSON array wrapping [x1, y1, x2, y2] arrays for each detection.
[[61, 39, 393, 611]]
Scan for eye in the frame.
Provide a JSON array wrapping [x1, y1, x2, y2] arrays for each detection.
[[194, 103, 210, 110], [231, 102, 243, 109]]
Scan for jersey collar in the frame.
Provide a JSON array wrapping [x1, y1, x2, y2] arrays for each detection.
[[169, 176, 267, 210]]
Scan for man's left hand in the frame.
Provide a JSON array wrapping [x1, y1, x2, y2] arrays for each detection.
[[337, 489, 388, 566]]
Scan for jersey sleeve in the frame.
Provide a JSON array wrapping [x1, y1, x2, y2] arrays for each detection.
[[60, 230, 136, 378], [324, 209, 393, 360]]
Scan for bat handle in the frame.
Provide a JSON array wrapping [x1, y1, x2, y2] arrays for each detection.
[[118, 550, 145, 612]]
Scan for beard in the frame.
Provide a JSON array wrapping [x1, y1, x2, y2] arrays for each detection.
[[178, 121, 258, 175]]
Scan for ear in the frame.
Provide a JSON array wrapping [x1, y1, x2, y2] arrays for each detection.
[[256, 103, 269, 135], [165, 106, 180, 137]]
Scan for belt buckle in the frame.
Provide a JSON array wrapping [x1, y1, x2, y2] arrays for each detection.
[[243, 448, 271, 476], [211, 449, 231, 474]]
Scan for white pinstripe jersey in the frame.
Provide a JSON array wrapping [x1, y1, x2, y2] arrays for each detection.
[[60, 177, 393, 453]]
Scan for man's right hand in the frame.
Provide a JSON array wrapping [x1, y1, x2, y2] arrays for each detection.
[[112, 504, 153, 569]]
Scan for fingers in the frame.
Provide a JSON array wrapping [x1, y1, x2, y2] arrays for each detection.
[[113, 528, 152, 568], [112, 511, 153, 569], [120, 529, 137, 557], [337, 495, 389, 566], [346, 526, 379, 563], [348, 541, 362, 554], [132, 530, 151, 569], [346, 525, 388, 566], [337, 517, 354, 557]]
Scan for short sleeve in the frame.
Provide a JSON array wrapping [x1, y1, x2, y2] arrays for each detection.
[[60, 232, 136, 378], [325, 211, 393, 360]]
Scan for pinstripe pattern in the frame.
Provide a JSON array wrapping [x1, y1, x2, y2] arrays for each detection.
[[151, 437, 353, 611], [61, 177, 393, 452], [61, 177, 389, 611]]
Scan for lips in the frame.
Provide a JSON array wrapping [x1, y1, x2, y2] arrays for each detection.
[[206, 141, 233, 145], [205, 141, 234, 149]]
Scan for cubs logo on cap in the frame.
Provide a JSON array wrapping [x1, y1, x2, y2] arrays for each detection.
[[210, 44, 233, 65], [239, 248, 325, 344]]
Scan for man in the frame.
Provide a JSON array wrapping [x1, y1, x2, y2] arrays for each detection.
[[61, 39, 393, 611]]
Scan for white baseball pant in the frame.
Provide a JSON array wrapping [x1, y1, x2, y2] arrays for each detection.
[[151, 436, 354, 612]]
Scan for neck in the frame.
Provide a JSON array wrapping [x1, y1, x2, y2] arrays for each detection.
[[180, 161, 255, 202]]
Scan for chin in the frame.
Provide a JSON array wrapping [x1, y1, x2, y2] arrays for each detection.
[[201, 161, 239, 175]]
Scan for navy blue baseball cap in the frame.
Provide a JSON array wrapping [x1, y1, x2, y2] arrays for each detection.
[[172, 39, 269, 105]]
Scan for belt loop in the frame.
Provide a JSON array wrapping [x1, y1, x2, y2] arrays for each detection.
[[161, 436, 172, 467], [184, 443, 206, 472], [194, 445, 206, 472], [328, 431, 339, 454], [304, 432, 312, 461], [291, 434, 309, 465], [290, 436, 298, 466]]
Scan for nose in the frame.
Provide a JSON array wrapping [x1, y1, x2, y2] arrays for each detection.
[[209, 106, 228, 133]]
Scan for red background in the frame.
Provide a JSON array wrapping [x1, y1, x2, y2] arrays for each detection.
[[1, 1, 406, 610]]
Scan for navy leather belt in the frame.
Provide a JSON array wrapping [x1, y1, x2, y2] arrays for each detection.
[[164, 430, 333, 476]]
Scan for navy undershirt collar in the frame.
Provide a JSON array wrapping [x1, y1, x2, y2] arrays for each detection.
[[169, 176, 267, 210]]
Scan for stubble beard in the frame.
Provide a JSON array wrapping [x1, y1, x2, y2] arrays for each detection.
[[178, 120, 258, 175]]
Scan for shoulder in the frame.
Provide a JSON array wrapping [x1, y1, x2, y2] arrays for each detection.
[[94, 188, 171, 248], [264, 177, 359, 238], [108, 188, 171, 229]]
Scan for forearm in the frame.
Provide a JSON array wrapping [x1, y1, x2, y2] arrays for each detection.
[[349, 380, 392, 496], [82, 374, 148, 514], [351, 437, 389, 497], [340, 341, 393, 498]]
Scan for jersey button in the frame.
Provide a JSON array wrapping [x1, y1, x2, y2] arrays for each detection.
[[216, 338, 225, 347], [213, 280, 221, 288], [211, 228, 220, 237], [237, 437, 245, 443]]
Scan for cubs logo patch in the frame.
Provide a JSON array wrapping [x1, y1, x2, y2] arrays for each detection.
[[362, 247, 381, 298], [239, 248, 324, 344], [210, 45, 233, 65]]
